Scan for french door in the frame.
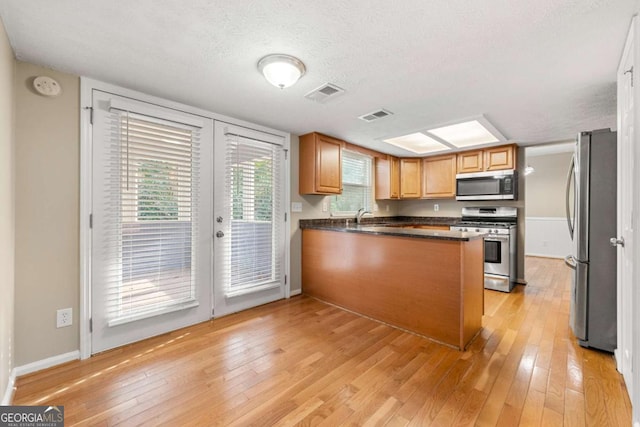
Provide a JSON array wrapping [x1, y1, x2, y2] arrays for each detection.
[[91, 91, 213, 354], [213, 122, 286, 317]]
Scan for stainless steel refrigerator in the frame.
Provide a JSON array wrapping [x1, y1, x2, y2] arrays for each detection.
[[564, 128, 617, 352]]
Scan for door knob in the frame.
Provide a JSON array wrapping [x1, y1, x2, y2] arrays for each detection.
[[216, 231, 224, 238], [610, 237, 625, 247]]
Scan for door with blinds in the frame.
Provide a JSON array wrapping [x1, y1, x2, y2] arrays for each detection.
[[213, 123, 286, 317], [91, 91, 213, 354]]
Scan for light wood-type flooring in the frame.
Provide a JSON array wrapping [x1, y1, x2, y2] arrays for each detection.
[[13, 257, 631, 425]]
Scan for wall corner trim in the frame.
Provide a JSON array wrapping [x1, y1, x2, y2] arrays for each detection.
[[13, 350, 80, 379], [1, 370, 16, 405]]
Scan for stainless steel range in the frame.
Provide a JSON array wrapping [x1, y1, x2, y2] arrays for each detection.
[[450, 207, 517, 292]]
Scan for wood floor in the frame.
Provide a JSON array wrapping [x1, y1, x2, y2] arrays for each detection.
[[13, 257, 631, 426]]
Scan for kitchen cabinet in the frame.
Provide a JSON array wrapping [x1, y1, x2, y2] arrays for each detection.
[[457, 150, 483, 173], [422, 154, 457, 199], [299, 132, 343, 195], [400, 158, 422, 198], [484, 144, 516, 171], [456, 144, 517, 173], [375, 155, 400, 199]]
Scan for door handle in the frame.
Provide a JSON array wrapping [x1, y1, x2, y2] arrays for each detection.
[[564, 255, 577, 270], [216, 231, 224, 238], [610, 237, 625, 247]]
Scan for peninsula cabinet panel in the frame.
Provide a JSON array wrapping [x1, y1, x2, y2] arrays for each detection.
[[484, 144, 516, 171], [375, 155, 400, 199], [457, 150, 483, 173], [422, 154, 457, 199], [299, 132, 342, 194], [400, 158, 422, 199]]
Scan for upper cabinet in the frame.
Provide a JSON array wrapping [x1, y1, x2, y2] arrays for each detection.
[[375, 155, 400, 200], [400, 158, 422, 199], [457, 144, 517, 173], [299, 132, 343, 195], [484, 145, 516, 171], [423, 154, 457, 199], [457, 150, 483, 173]]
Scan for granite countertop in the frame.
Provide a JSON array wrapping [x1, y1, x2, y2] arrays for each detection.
[[299, 217, 486, 241]]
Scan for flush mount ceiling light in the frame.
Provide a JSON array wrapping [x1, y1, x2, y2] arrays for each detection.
[[257, 54, 306, 89], [426, 117, 506, 148], [383, 132, 451, 154]]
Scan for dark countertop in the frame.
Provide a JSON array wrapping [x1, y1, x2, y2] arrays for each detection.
[[300, 215, 460, 228], [300, 221, 486, 242]]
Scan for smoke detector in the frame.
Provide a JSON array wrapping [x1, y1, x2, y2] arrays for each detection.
[[358, 109, 393, 122], [304, 83, 345, 103]]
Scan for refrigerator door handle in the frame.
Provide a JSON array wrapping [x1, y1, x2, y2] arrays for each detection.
[[565, 155, 575, 239], [564, 254, 577, 270]]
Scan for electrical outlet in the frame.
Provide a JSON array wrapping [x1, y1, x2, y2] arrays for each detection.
[[322, 200, 328, 212], [386, 204, 389, 212], [56, 308, 73, 328], [291, 202, 302, 212], [542, 241, 549, 247], [434, 204, 439, 212], [373, 203, 379, 212]]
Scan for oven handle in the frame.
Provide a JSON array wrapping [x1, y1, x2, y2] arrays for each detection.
[[485, 236, 509, 242]]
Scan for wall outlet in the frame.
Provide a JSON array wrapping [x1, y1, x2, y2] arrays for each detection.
[[542, 241, 548, 247], [322, 200, 328, 212], [373, 203, 379, 212], [56, 308, 73, 328], [291, 202, 302, 212], [434, 204, 439, 212], [386, 204, 389, 212]]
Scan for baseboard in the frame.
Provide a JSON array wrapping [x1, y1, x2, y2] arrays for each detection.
[[1, 370, 16, 406], [13, 350, 80, 378], [515, 278, 528, 285], [289, 289, 302, 297], [525, 253, 564, 260]]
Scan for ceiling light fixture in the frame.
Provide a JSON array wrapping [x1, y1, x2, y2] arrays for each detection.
[[383, 132, 451, 154], [258, 54, 306, 89]]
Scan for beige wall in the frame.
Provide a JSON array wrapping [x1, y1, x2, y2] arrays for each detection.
[[14, 62, 79, 365], [0, 18, 15, 400], [525, 151, 572, 217]]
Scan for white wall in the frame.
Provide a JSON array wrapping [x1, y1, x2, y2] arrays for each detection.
[[525, 217, 572, 259], [0, 17, 15, 404]]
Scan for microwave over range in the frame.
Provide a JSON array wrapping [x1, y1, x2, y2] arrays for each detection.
[[455, 170, 518, 201]]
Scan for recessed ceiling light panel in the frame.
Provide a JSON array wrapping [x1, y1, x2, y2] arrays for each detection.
[[383, 132, 450, 154], [427, 119, 501, 148]]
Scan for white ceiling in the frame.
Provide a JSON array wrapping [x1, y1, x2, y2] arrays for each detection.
[[1, 0, 638, 156]]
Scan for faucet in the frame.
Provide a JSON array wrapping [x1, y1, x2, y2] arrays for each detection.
[[356, 208, 372, 224]]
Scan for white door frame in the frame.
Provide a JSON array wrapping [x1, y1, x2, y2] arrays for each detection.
[[616, 16, 640, 426], [79, 78, 291, 359]]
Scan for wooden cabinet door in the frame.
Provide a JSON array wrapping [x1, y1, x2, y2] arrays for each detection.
[[484, 145, 516, 171], [375, 156, 401, 199], [400, 158, 422, 198], [390, 156, 400, 198], [423, 154, 456, 199], [300, 132, 342, 195], [457, 150, 483, 173], [315, 135, 342, 193]]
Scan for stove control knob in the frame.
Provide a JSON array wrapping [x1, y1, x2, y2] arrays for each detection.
[[490, 229, 496, 234], [475, 228, 480, 232]]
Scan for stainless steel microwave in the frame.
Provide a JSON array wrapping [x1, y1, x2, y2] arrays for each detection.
[[455, 170, 518, 201]]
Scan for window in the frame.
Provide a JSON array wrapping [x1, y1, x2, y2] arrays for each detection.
[[331, 150, 373, 214]]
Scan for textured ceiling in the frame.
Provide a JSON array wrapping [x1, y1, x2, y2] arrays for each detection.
[[1, 0, 638, 156]]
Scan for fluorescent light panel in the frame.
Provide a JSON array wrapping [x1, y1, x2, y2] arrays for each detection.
[[427, 120, 499, 148], [383, 132, 450, 154]]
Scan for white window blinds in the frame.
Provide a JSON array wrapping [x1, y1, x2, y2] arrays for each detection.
[[222, 134, 283, 297], [102, 110, 201, 326], [331, 150, 373, 214]]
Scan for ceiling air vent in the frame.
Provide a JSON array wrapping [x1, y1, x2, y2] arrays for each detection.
[[304, 83, 345, 103], [358, 109, 394, 122]]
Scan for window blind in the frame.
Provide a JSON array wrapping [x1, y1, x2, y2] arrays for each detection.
[[331, 150, 373, 213], [222, 134, 283, 297], [102, 110, 201, 326]]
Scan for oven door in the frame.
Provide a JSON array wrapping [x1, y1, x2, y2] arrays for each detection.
[[484, 235, 509, 276]]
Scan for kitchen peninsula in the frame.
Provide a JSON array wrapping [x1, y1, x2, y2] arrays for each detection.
[[300, 219, 485, 350]]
